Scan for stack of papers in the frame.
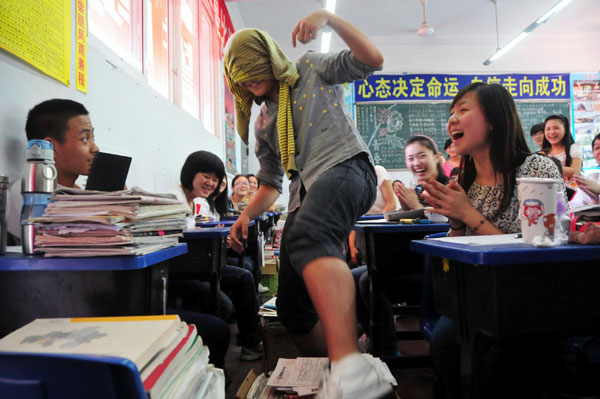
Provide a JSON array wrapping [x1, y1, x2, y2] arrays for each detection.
[[31, 187, 189, 257], [264, 355, 396, 397], [259, 297, 278, 318], [0, 315, 224, 399]]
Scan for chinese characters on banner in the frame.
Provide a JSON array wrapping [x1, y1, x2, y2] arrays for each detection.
[[355, 74, 570, 102], [75, 0, 87, 92], [0, 0, 70, 85]]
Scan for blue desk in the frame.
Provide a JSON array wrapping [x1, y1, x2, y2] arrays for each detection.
[[196, 220, 255, 228], [172, 227, 230, 317], [353, 222, 449, 366], [0, 244, 187, 271], [358, 214, 383, 221], [410, 237, 600, 398], [0, 244, 188, 338]]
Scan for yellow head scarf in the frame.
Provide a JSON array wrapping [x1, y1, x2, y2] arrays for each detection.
[[224, 28, 299, 178]]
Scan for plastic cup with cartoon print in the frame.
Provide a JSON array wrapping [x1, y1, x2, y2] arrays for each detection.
[[517, 177, 560, 244]]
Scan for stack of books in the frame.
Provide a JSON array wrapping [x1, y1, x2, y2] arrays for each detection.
[[31, 187, 189, 257], [0, 315, 224, 399]]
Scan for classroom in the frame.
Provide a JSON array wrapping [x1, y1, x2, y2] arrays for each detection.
[[0, 0, 599, 398]]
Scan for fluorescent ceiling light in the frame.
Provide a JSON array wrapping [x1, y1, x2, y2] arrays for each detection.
[[484, 0, 577, 65], [321, 0, 336, 52], [321, 31, 332, 53], [484, 31, 531, 65], [537, 0, 576, 24]]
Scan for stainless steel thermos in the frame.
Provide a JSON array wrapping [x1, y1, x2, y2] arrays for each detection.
[[21, 140, 57, 255]]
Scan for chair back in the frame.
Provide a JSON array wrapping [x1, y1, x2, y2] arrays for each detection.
[[0, 352, 146, 399]]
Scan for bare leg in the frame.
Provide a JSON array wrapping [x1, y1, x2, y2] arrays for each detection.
[[302, 256, 358, 362]]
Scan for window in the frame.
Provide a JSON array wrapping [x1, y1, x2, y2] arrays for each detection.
[[89, 0, 142, 71], [89, 0, 228, 138], [178, 0, 200, 119], [145, 0, 170, 99], [199, 2, 220, 137]]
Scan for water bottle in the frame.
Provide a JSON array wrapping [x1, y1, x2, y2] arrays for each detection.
[[555, 193, 570, 244], [21, 140, 57, 254], [0, 175, 8, 255]]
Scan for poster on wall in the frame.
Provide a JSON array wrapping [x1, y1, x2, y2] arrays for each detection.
[[571, 73, 600, 170], [224, 76, 237, 174], [75, 0, 87, 92], [0, 0, 71, 86]]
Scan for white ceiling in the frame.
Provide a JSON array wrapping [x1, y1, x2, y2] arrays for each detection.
[[225, 0, 600, 73]]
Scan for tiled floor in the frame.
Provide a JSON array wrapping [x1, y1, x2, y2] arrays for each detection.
[[224, 313, 434, 399]]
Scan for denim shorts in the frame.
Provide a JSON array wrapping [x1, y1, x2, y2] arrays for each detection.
[[276, 153, 376, 335]]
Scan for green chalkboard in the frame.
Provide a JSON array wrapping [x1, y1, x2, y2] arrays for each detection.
[[355, 101, 571, 170]]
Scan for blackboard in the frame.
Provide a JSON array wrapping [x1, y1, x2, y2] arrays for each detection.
[[355, 101, 571, 170]]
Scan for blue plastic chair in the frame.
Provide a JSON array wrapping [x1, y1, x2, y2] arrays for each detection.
[[0, 352, 146, 399], [420, 232, 447, 341]]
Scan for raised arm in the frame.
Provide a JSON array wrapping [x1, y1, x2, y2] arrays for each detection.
[[291, 9, 383, 68]]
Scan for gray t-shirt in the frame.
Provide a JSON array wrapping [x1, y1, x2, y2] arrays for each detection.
[[466, 153, 566, 235], [255, 50, 380, 213]]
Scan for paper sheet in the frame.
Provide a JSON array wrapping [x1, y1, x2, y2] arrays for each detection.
[[267, 357, 328, 389], [431, 234, 523, 245]]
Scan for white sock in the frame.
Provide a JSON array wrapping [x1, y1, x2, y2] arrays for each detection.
[[330, 352, 363, 381]]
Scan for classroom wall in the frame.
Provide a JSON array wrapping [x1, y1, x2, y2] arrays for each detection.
[[0, 33, 224, 194], [0, 3, 291, 209]]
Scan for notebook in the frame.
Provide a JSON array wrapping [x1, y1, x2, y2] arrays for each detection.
[[85, 152, 131, 191]]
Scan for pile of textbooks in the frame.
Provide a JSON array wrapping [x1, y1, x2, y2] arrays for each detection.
[[0, 315, 224, 399], [31, 187, 189, 257]]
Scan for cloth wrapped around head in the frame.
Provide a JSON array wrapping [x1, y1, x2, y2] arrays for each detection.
[[224, 28, 299, 178]]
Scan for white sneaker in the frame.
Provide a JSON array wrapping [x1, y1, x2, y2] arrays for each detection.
[[258, 283, 269, 294], [315, 353, 393, 399]]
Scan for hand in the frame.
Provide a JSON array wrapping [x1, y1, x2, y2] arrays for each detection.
[[395, 182, 421, 210], [573, 175, 600, 199], [421, 179, 472, 221], [291, 9, 330, 47], [229, 214, 250, 254], [350, 247, 359, 264]]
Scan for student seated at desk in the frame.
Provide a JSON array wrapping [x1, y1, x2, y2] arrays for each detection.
[[542, 114, 582, 200], [230, 174, 250, 212], [246, 174, 259, 203], [395, 135, 449, 211], [366, 165, 400, 215], [422, 82, 566, 398], [571, 133, 600, 208], [442, 138, 461, 177], [216, 174, 268, 293], [5, 100, 231, 371], [169, 151, 263, 361], [530, 122, 546, 152], [7, 99, 99, 244]]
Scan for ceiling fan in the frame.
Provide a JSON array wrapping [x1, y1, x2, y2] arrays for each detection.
[[417, 0, 435, 36]]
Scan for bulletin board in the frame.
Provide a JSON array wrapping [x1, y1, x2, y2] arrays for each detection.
[[0, 0, 70, 85]]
